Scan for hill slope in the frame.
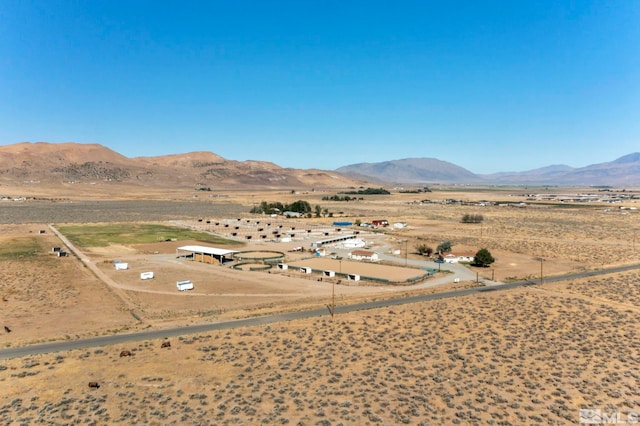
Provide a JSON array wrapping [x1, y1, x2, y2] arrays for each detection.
[[0, 142, 363, 190]]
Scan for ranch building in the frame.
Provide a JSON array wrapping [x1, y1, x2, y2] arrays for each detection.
[[349, 250, 379, 262]]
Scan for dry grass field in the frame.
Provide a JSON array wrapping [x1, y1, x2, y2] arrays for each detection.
[[1, 186, 639, 424], [2, 274, 640, 424]]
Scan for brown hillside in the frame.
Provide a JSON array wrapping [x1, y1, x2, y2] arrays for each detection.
[[134, 151, 227, 167], [0, 142, 366, 195], [0, 142, 129, 166]]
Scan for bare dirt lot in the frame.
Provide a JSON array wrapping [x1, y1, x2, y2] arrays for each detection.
[[1, 188, 639, 424]]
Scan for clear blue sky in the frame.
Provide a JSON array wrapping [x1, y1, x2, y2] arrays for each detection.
[[1, 1, 638, 173]]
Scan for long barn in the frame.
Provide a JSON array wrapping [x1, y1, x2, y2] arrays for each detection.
[[311, 234, 357, 250]]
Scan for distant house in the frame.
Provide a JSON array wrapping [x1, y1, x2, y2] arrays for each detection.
[[444, 253, 475, 263], [372, 219, 389, 227], [349, 250, 379, 262]]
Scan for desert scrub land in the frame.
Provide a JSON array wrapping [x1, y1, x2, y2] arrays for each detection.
[[367, 201, 638, 279], [0, 225, 134, 347], [2, 272, 640, 425]]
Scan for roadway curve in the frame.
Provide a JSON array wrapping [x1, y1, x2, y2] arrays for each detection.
[[2, 262, 639, 360]]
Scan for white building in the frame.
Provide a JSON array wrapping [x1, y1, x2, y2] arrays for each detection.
[[341, 238, 366, 249], [444, 253, 475, 263], [349, 250, 379, 262]]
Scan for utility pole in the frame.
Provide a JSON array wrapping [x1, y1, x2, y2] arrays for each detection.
[[540, 258, 544, 284], [404, 239, 408, 266], [331, 280, 335, 318]]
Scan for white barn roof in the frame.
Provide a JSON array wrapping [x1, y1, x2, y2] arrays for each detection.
[[177, 245, 237, 256]]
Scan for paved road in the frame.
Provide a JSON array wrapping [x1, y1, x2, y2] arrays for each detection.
[[2, 262, 639, 360]]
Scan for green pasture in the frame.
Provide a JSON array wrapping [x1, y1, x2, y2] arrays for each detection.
[[0, 237, 42, 260], [56, 223, 238, 248]]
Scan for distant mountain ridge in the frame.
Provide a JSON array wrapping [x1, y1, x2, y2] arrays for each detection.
[[1, 142, 638, 188], [0, 142, 363, 189], [337, 154, 640, 186], [480, 153, 640, 185], [336, 158, 481, 184]]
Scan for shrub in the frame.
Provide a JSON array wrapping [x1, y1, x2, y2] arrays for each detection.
[[415, 244, 434, 256], [461, 214, 484, 224], [437, 240, 452, 254]]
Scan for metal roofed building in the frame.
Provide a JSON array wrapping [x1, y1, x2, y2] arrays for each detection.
[[311, 234, 358, 250], [176, 245, 238, 264]]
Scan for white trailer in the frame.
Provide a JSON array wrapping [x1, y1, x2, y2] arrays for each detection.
[[140, 271, 154, 280], [115, 262, 129, 270], [177, 280, 194, 291]]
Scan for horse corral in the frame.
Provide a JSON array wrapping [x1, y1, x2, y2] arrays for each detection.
[[286, 257, 433, 284]]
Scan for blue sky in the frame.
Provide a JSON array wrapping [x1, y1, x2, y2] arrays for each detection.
[[1, 1, 638, 173]]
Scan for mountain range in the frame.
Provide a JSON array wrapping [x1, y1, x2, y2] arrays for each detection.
[[0, 142, 363, 190], [337, 154, 640, 186], [1, 142, 639, 189]]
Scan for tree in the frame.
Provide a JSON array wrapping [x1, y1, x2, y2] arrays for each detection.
[[436, 240, 452, 254], [315, 205, 322, 218], [415, 244, 434, 256], [472, 248, 495, 267], [249, 201, 284, 215], [287, 200, 312, 214]]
